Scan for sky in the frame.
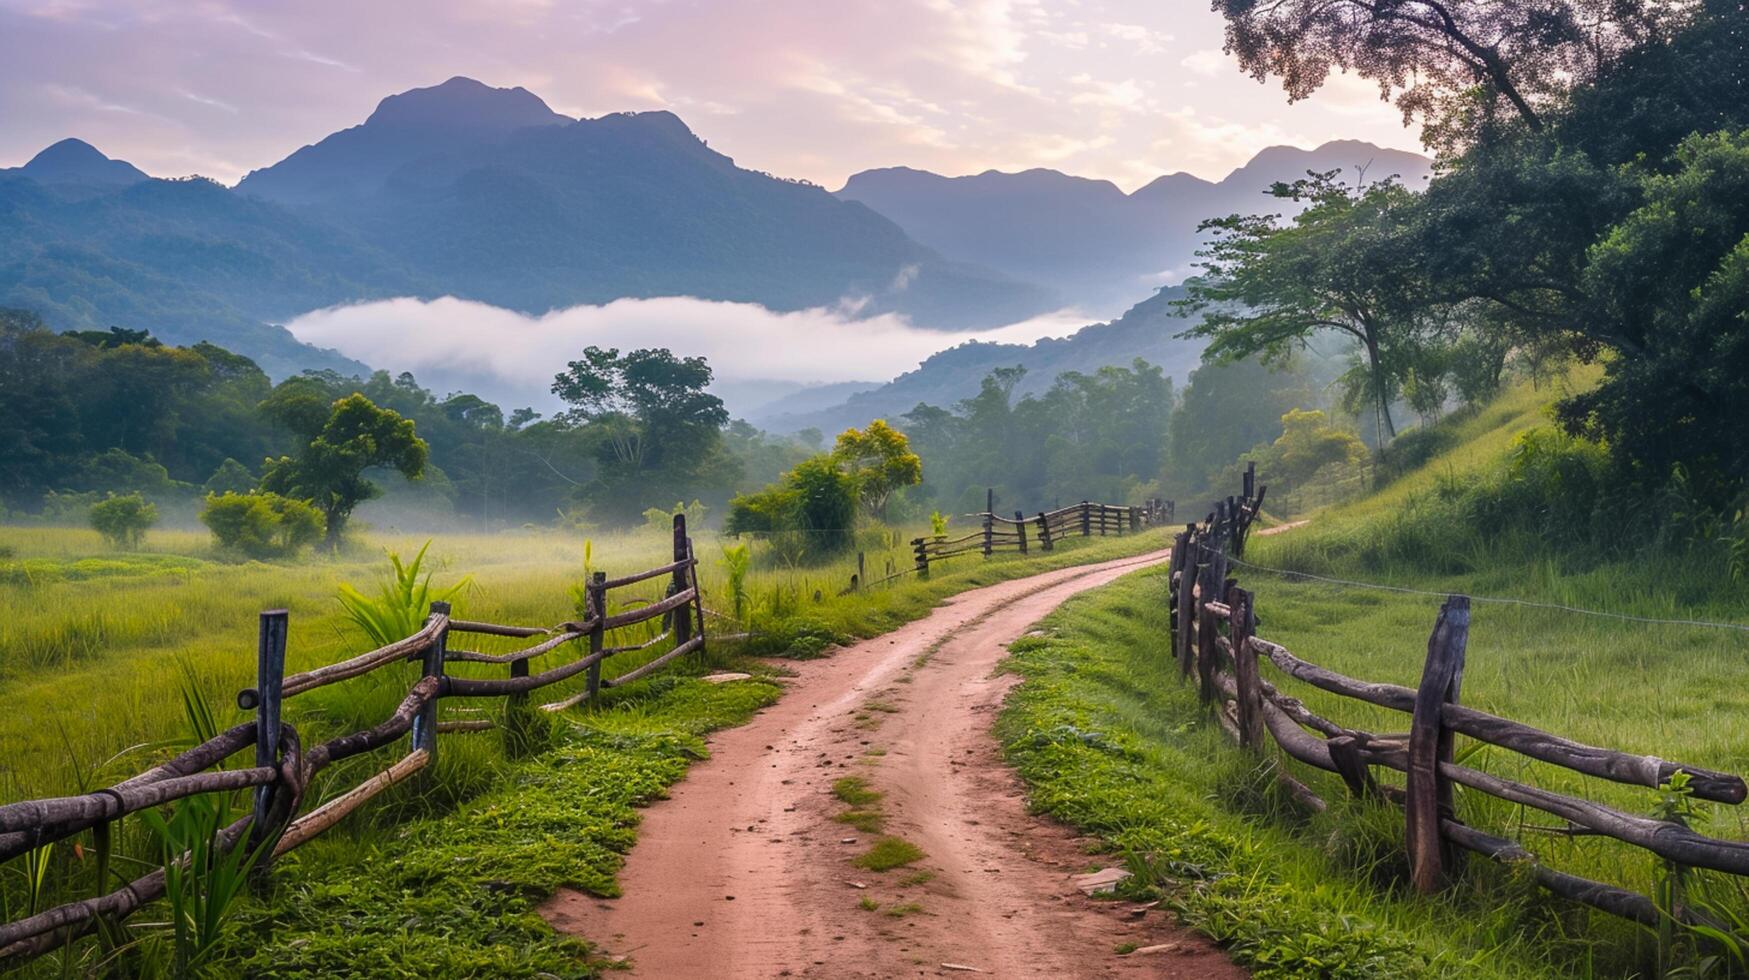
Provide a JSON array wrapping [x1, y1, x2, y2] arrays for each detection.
[[0, 0, 1421, 191]]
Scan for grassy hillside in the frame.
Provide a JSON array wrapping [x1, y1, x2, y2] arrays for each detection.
[[1009, 374, 1749, 978]]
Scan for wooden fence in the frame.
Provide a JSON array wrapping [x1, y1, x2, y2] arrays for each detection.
[[910, 489, 1174, 575], [0, 515, 709, 966], [1168, 481, 1749, 930]]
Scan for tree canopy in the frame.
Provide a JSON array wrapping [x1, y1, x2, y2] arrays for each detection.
[[259, 394, 428, 547]]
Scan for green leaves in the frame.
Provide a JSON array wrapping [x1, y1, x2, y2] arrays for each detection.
[[335, 541, 471, 648]]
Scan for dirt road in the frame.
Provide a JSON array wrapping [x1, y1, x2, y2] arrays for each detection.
[[543, 548, 1244, 979]]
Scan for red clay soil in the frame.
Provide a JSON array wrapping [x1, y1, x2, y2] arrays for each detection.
[[542, 547, 1246, 979]]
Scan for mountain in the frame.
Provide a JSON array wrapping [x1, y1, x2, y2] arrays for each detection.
[[837, 140, 1433, 316], [751, 286, 1205, 434], [236, 77, 572, 206], [0, 139, 149, 190], [0, 78, 1052, 377]]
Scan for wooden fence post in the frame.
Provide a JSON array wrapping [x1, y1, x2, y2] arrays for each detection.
[[585, 572, 606, 702], [1081, 501, 1092, 537], [1195, 553, 1222, 705], [672, 514, 693, 650], [912, 537, 929, 576], [1014, 511, 1028, 554], [412, 601, 449, 759], [1243, 461, 1255, 501], [1037, 512, 1053, 551], [1167, 531, 1186, 643], [250, 609, 288, 856], [982, 513, 994, 557], [1406, 595, 1471, 894], [687, 536, 706, 654], [1228, 586, 1264, 749], [1176, 527, 1199, 678], [1129, 506, 1140, 533]]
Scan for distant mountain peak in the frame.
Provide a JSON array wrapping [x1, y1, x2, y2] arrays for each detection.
[[363, 76, 571, 132], [17, 138, 149, 186]]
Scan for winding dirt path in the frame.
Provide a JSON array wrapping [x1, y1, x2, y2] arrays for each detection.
[[542, 548, 1245, 978]]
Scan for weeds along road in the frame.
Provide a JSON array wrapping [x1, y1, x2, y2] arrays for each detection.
[[542, 547, 1245, 979]]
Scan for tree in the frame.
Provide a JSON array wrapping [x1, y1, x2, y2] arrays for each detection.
[[89, 493, 157, 549], [203, 458, 257, 496], [832, 420, 923, 521], [259, 394, 427, 548], [1556, 128, 1749, 495], [1179, 174, 1430, 442], [550, 346, 732, 519], [1215, 0, 1697, 144]]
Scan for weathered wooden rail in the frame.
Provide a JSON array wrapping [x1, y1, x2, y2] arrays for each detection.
[[0, 515, 709, 965], [909, 489, 1173, 575], [1167, 479, 1749, 932]]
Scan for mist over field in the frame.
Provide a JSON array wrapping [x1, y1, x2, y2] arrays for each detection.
[[284, 294, 1092, 415]]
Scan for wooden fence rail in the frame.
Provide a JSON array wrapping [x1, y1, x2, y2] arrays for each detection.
[[907, 491, 1174, 576], [0, 514, 711, 966], [1168, 475, 1749, 933]]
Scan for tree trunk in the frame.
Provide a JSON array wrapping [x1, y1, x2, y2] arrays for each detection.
[[1364, 336, 1397, 441]]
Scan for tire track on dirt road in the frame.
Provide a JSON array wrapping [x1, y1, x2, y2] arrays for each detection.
[[542, 547, 1246, 978]]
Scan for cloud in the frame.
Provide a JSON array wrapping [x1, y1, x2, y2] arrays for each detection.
[[1180, 49, 1227, 77], [283, 295, 1090, 412]]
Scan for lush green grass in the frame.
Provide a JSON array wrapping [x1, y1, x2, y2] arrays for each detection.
[[0, 517, 1162, 976], [1001, 572, 1569, 980], [1002, 375, 1749, 978]]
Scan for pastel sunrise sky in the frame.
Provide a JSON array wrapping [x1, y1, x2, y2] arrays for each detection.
[[0, 0, 1420, 189]]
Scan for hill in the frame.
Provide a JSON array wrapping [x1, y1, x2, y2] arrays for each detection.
[[751, 286, 1205, 432], [0, 78, 1052, 377], [838, 140, 1433, 315]]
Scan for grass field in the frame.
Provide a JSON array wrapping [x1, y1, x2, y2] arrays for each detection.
[[0, 515, 1162, 976], [1006, 376, 1749, 978]]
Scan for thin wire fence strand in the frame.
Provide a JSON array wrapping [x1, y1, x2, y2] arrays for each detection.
[[1186, 538, 1749, 635]]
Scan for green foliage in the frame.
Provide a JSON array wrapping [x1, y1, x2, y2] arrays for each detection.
[[904, 359, 1175, 516], [720, 542, 751, 621], [202, 457, 256, 496], [550, 346, 733, 522], [139, 791, 270, 976], [87, 492, 157, 549], [930, 510, 948, 538], [200, 491, 325, 559], [726, 453, 858, 563], [260, 393, 428, 548], [334, 541, 471, 647], [831, 420, 922, 520], [1178, 174, 1429, 442]]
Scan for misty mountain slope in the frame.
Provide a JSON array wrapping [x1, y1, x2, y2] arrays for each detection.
[[838, 140, 1433, 316], [0, 77, 1055, 377], [333, 108, 1049, 324], [0, 169, 405, 375], [753, 286, 1206, 434]]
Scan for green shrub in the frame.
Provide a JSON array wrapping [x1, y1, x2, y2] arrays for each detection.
[[199, 492, 324, 558], [726, 454, 858, 563], [88, 493, 158, 548]]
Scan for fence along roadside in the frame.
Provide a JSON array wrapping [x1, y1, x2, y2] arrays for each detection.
[[908, 492, 1175, 576], [1170, 475, 1749, 931], [0, 513, 709, 965]]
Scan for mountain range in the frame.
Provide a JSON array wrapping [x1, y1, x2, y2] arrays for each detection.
[[0, 75, 1428, 401], [837, 140, 1432, 316]]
